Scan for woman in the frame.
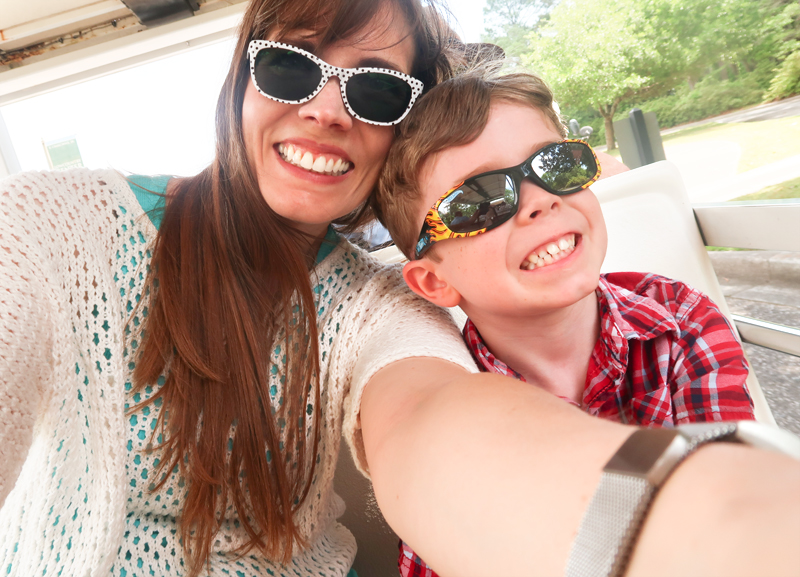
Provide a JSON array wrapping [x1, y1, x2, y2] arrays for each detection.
[[2, 0, 800, 575], [0, 0, 476, 575]]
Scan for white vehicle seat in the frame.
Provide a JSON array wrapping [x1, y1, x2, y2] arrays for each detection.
[[591, 160, 774, 424]]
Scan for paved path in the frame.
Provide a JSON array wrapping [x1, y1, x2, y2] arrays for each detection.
[[660, 94, 800, 135], [676, 152, 800, 203], [709, 251, 800, 435]]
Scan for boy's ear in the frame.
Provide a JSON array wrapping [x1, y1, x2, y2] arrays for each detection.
[[403, 259, 462, 308]]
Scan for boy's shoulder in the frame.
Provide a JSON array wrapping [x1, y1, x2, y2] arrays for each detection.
[[602, 271, 692, 297], [600, 271, 711, 325]]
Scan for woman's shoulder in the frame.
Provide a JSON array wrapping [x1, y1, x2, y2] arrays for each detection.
[[2, 167, 119, 193], [318, 233, 405, 288], [2, 168, 146, 208], [1, 168, 133, 218], [1, 168, 165, 247]]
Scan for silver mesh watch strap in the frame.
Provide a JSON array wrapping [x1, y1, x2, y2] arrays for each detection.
[[565, 423, 740, 577], [565, 473, 654, 577]]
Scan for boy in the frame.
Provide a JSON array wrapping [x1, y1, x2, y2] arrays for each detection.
[[374, 68, 755, 577]]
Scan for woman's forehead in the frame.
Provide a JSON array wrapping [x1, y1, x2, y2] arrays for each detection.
[[259, 0, 407, 44], [269, 3, 410, 49]]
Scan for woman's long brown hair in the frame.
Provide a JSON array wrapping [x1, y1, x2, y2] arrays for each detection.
[[131, 0, 453, 574]]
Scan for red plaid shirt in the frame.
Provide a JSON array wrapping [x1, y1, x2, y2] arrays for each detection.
[[400, 272, 754, 577]]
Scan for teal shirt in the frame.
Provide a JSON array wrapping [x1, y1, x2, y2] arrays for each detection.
[[125, 175, 340, 264]]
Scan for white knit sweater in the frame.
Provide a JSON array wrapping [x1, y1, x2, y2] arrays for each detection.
[[0, 169, 476, 576]]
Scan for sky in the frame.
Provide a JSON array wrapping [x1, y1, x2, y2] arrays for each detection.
[[0, 1, 486, 176]]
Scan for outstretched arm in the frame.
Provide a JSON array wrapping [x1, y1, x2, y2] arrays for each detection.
[[361, 357, 800, 577]]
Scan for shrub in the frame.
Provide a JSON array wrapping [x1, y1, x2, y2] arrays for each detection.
[[765, 51, 800, 100]]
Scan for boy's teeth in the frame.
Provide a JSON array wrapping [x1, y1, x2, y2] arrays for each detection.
[[278, 143, 351, 175], [521, 233, 577, 270]]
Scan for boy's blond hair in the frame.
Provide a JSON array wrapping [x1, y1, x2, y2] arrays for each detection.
[[376, 66, 568, 259]]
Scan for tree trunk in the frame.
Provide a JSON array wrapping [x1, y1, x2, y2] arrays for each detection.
[[603, 113, 615, 150], [599, 100, 621, 150]]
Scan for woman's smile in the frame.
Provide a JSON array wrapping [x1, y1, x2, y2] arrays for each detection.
[[277, 142, 352, 176]]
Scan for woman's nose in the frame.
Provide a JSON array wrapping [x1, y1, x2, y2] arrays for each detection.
[[297, 78, 354, 130]]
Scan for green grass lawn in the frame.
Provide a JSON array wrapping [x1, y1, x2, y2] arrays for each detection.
[[732, 175, 800, 200], [661, 115, 800, 173]]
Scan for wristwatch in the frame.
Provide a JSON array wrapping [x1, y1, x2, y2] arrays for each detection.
[[565, 421, 800, 577]]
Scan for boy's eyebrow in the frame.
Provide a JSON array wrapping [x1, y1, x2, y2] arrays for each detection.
[[453, 138, 562, 185]]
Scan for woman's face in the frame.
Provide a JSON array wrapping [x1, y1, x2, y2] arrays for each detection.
[[241, 5, 416, 238]]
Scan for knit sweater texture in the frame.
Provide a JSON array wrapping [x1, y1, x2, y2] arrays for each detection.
[[0, 169, 476, 576]]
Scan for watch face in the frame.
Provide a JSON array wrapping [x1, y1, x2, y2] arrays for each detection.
[[605, 429, 688, 485]]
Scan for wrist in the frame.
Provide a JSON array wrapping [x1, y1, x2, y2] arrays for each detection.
[[629, 441, 800, 577], [566, 421, 800, 577]]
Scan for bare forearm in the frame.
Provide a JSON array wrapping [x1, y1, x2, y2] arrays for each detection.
[[362, 359, 629, 576], [362, 359, 800, 577]]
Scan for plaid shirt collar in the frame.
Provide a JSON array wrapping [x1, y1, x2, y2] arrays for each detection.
[[462, 275, 681, 391], [596, 275, 679, 342]]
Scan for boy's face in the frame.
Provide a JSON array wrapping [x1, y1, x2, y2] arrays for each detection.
[[405, 102, 607, 320]]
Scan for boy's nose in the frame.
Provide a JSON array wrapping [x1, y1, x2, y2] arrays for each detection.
[[518, 179, 562, 221], [297, 77, 354, 130]]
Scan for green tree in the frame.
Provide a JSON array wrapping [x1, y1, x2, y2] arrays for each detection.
[[523, 0, 781, 149], [481, 0, 557, 59], [763, 0, 800, 99], [523, 0, 671, 149]]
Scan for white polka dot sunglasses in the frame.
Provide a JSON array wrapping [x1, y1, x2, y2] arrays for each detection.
[[247, 40, 425, 126]]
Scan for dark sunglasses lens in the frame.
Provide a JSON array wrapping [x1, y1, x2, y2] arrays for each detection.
[[532, 142, 598, 193], [346, 72, 412, 123], [438, 174, 517, 233], [253, 48, 322, 101]]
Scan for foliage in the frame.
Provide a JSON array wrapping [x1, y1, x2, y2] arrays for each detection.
[[522, 0, 676, 148], [632, 75, 765, 128], [481, 0, 556, 59], [765, 51, 800, 100], [513, 0, 797, 148]]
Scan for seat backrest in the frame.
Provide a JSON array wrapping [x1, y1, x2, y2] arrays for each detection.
[[591, 160, 774, 424]]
